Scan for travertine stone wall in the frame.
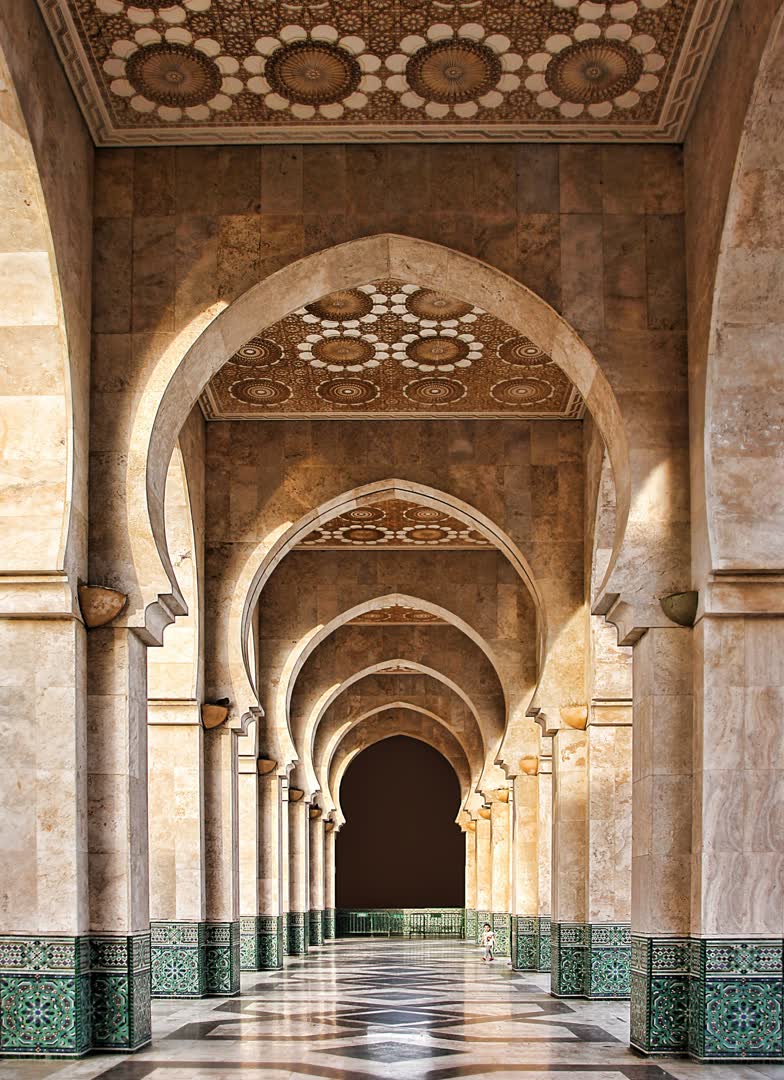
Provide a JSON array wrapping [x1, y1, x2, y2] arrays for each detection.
[[684, 0, 783, 583], [551, 729, 588, 928], [586, 717, 632, 925]]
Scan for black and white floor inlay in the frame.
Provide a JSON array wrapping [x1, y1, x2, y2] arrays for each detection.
[[4, 939, 783, 1080]]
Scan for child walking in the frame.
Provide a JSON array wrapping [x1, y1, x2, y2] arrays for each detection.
[[481, 922, 495, 961]]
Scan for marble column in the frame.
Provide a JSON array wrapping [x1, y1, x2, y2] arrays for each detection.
[[0, 616, 91, 1057], [203, 723, 240, 995], [584, 705, 632, 999], [85, 628, 152, 1050], [537, 747, 553, 971], [237, 756, 259, 971], [308, 812, 325, 946], [147, 703, 209, 998], [550, 724, 588, 997], [512, 768, 539, 971], [475, 812, 492, 944], [490, 791, 512, 957], [687, 614, 784, 1063], [287, 791, 309, 955], [323, 822, 337, 940], [252, 766, 285, 969], [630, 627, 692, 1055], [464, 822, 477, 942]]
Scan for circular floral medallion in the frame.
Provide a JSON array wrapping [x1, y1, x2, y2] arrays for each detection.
[[546, 40, 643, 104], [403, 377, 467, 405], [405, 609, 440, 621], [306, 289, 374, 321], [342, 526, 387, 542], [490, 377, 553, 407], [231, 337, 283, 367], [126, 42, 222, 107], [408, 526, 449, 542], [229, 378, 292, 406], [403, 506, 448, 523], [313, 337, 375, 367], [361, 609, 392, 622], [317, 378, 380, 406], [498, 336, 551, 366], [339, 506, 386, 523], [265, 39, 361, 105], [406, 39, 502, 105], [406, 289, 474, 321], [393, 329, 483, 372]]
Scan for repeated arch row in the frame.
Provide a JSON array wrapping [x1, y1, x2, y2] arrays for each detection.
[[326, 708, 473, 830]]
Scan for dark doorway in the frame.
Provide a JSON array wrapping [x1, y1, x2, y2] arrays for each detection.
[[336, 735, 464, 908]]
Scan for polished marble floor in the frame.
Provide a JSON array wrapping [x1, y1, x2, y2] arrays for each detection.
[[3, 939, 784, 1080]]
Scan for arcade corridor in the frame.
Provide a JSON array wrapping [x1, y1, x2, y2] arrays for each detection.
[[4, 941, 782, 1080]]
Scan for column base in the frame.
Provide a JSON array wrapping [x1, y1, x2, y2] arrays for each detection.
[[287, 912, 308, 956], [585, 924, 630, 999], [0, 935, 92, 1057], [492, 913, 511, 958], [537, 916, 552, 971], [323, 908, 336, 941], [309, 910, 324, 947], [512, 916, 538, 970], [240, 916, 285, 971], [151, 921, 206, 997], [205, 922, 240, 995], [551, 922, 586, 996], [465, 909, 477, 943], [630, 936, 690, 1055], [89, 933, 151, 1052]]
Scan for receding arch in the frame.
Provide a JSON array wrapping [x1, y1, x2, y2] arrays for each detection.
[[319, 702, 480, 819], [704, 4, 784, 573], [133, 235, 629, 648], [283, 592, 506, 773], [297, 655, 489, 798], [329, 710, 473, 829]]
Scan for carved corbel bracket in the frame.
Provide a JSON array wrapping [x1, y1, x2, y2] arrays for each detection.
[[257, 757, 277, 775], [78, 584, 127, 628], [289, 787, 305, 802]]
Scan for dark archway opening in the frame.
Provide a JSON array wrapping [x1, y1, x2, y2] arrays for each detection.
[[336, 735, 464, 908]]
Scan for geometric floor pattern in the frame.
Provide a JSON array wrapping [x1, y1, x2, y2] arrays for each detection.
[[3, 939, 782, 1080]]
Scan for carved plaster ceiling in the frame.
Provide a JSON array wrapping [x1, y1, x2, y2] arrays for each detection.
[[349, 604, 447, 625], [41, 0, 731, 143], [297, 499, 492, 549], [200, 279, 585, 419]]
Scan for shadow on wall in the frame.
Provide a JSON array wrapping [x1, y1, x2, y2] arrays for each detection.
[[336, 735, 464, 908]]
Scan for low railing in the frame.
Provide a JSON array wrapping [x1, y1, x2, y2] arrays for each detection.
[[335, 908, 465, 938]]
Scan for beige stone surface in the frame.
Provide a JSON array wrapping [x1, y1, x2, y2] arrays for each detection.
[[551, 729, 587, 925]]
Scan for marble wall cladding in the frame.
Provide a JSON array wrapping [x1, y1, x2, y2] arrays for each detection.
[[587, 720, 632, 925], [684, 0, 783, 584], [258, 773, 284, 917], [551, 729, 587, 927], [537, 765, 552, 921], [475, 818, 492, 915], [0, 620, 88, 937], [0, 0, 93, 584], [632, 626, 692, 938], [490, 798, 511, 916], [692, 616, 784, 939], [513, 776, 538, 922], [465, 830, 477, 913], [288, 801, 310, 923], [237, 763, 259, 919], [147, 720, 206, 922], [203, 725, 239, 925]]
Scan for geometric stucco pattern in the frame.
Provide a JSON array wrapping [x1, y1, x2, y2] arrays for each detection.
[[348, 605, 447, 626], [201, 281, 585, 419], [42, 0, 732, 143], [299, 499, 492, 549]]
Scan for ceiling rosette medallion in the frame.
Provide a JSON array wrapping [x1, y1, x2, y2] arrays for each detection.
[[104, 25, 241, 120], [298, 499, 493, 549], [95, 0, 211, 20], [243, 24, 381, 119], [385, 23, 523, 118]]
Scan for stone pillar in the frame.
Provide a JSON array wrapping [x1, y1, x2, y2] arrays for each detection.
[[490, 791, 512, 957], [584, 704, 632, 999], [512, 763, 539, 971], [250, 765, 284, 970], [86, 628, 152, 1050], [323, 822, 337, 940], [550, 723, 588, 997], [475, 811, 492, 944], [237, 756, 259, 971], [464, 822, 477, 942], [537, 746, 553, 971], [148, 702, 208, 998], [0, 615, 91, 1057], [630, 627, 692, 1055], [287, 791, 309, 955], [688, 615, 784, 1063], [203, 723, 240, 996], [308, 811, 325, 946]]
